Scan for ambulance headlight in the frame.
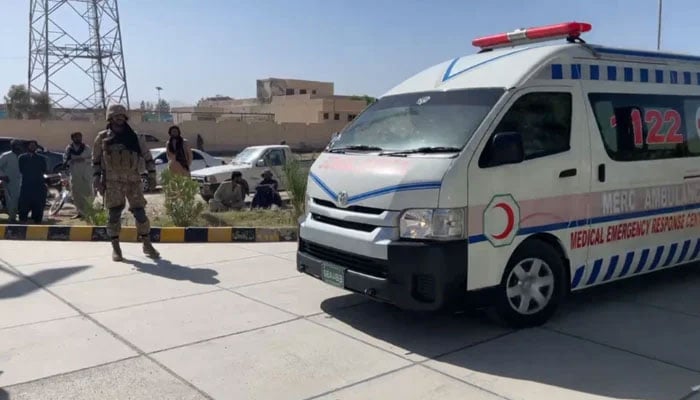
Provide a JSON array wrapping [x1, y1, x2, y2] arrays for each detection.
[[399, 208, 465, 240]]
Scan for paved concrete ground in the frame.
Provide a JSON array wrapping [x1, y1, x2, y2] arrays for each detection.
[[1, 241, 699, 400]]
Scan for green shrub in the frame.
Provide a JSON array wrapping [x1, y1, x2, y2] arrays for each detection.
[[82, 196, 108, 226], [160, 170, 204, 226], [282, 158, 308, 223]]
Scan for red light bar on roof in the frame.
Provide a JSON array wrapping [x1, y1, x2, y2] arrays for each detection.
[[472, 21, 592, 50]]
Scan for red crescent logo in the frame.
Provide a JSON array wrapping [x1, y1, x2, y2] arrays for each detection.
[[492, 202, 515, 240]]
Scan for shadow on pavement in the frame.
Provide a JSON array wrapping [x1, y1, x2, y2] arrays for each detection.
[[0, 370, 7, 400], [321, 263, 700, 400], [123, 258, 220, 285], [0, 265, 90, 299]]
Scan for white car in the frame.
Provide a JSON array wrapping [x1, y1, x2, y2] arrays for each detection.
[[143, 147, 225, 191]]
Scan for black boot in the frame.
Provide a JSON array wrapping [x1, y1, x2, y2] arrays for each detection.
[[111, 239, 123, 262], [141, 235, 160, 259]]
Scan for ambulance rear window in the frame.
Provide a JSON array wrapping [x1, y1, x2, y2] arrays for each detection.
[[588, 93, 700, 161]]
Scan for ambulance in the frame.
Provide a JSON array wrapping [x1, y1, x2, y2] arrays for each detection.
[[296, 21, 700, 328]]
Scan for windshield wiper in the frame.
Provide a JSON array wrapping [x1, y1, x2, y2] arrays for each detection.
[[380, 146, 461, 156], [328, 145, 383, 153]]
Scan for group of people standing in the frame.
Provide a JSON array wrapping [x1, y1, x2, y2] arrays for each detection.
[[0, 105, 195, 262], [0, 140, 50, 223], [0, 103, 284, 261]]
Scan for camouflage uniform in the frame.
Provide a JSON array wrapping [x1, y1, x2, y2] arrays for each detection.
[[92, 104, 159, 261]]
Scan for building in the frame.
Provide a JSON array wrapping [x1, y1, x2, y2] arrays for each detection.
[[172, 78, 368, 124]]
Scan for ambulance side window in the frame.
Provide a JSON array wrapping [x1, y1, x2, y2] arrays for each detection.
[[479, 92, 572, 167], [588, 93, 700, 161]]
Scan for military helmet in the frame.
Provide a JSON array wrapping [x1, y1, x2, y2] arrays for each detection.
[[106, 104, 128, 121]]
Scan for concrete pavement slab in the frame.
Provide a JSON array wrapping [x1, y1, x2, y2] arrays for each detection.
[[0, 242, 111, 266], [122, 243, 262, 267], [9, 256, 139, 288], [3, 356, 207, 400], [92, 289, 297, 353], [235, 275, 367, 316], [203, 255, 300, 288], [314, 365, 504, 400], [547, 299, 700, 372], [0, 266, 78, 329], [238, 241, 298, 255], [153, 319, 411, 400], [50, 267, 219, 313], [610, 265, 700, 318], [308, 301, 510, 362], [0, 316, 137, 387], [426, 328, 700, 400], [274, 251, 296, 261]]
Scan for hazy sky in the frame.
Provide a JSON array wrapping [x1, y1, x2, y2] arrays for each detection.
[[1, 0, 698, 107]]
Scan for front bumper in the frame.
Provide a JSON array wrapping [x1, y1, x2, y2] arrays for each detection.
[[297, 238, 469, 311]]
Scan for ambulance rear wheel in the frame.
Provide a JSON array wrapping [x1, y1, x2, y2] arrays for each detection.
[[494, 239, 566, 329]]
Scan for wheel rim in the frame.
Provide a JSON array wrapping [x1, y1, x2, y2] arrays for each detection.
[[506, 258, 555, 315]]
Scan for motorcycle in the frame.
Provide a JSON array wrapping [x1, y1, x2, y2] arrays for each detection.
[[48, 171, 71, 216]]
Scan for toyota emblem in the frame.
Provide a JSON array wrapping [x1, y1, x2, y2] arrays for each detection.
[[337, 191, 348, 206]]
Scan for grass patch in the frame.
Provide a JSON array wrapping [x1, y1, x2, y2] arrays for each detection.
[[125, 208, 295, 228]]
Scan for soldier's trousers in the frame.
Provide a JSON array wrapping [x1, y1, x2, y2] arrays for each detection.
[[104, 180, 150, 238]]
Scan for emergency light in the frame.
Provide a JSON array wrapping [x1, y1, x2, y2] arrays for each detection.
[[472, 21, 592, 51]]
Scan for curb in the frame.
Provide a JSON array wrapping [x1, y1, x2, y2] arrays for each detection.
[[0, 225, 298, 243]]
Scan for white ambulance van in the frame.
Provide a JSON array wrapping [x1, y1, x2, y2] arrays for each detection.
[[296, 22, 700, 328]]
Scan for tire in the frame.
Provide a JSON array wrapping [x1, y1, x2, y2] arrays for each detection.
[[494, 239, 567, 329], [49, 191, 67, 216], [141, 175, 151, 193]]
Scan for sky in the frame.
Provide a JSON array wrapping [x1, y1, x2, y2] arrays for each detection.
[[2, 0, 700, 108]]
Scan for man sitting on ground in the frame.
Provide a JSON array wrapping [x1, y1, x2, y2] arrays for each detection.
[[208, 171, 249, 212], [251, 169, 283, 209]]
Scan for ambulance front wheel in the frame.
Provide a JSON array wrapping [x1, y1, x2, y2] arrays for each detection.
[[494, 239, 567, 329]]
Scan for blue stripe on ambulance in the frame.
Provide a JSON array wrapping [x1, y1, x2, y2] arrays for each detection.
[[571, 238, 700, 290], [469, 202, 700, 244], [309, 172, 441, 205]]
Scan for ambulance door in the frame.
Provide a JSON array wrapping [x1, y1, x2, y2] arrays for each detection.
[[583, 89, 689, 289], [467, 84, 591, 291]]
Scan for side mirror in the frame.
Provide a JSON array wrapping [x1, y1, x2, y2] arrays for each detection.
[[490, 131, 524, 166], [255, 159, 266, 168], [154, 159, 164, 165]]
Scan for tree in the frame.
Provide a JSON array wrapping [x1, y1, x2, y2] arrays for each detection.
[[4, 85, 31, 119], [30, 91, 51, 119], [3, 84, 52, 119], [156, 98, 170, 113], [139, 101, 155, 111], [350, 95, 377, 105]]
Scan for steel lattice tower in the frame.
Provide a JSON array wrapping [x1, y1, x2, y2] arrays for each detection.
[[28, 0, 130, 115]]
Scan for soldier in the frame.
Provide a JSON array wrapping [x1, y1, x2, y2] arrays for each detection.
[[92, 104, 160, 261]]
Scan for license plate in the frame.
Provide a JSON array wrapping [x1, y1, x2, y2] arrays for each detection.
[[322, 263, 346, 288]]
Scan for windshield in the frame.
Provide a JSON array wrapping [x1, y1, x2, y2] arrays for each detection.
[[328, 88, 504, 153], [232, 147, 263, 164]]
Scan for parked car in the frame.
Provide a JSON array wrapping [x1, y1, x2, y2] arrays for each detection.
[[137, 133, 163, 150], [0, 137, 66, 173], [190, 144, 313, 202], [141, 147, 225, 192]]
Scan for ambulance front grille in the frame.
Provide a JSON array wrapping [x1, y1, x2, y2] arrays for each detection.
[[311, 213, 376, 232], [313, 198, 384, 215]]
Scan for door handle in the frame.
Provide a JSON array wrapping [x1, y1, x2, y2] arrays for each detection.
[[598, 164, 606, 182], [559, 168, 577, 178]]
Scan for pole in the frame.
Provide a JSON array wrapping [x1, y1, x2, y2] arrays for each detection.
[[657, 0, 663, 50], [155, 86, 162, 122]]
